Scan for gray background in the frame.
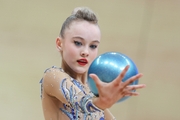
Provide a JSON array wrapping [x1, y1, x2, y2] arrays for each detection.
[[1, 0, 180, 120]]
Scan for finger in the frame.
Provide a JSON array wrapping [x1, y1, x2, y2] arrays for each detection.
[[124, 92, 139, 96], [122, 73, 143, 87], [113, 65, 130, 85], [89, 74, 103, 87], [126, 84, 146, 91]]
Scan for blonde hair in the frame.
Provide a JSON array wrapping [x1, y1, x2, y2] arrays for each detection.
[[59, 7, 98, 38]]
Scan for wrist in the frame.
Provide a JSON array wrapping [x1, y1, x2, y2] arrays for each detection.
[[81, 94, 104, 113], [92, 97, 107, 110]]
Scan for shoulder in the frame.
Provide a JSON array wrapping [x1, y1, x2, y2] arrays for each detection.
[[43, 66, 64, 74], [42, 66, 71, 86], [43, 66, 69, 78], [41, 66, 70, 93], [41, 66, 72, 104]]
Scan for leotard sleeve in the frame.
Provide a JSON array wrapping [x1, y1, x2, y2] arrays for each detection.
[[40, 66, 104, 120]]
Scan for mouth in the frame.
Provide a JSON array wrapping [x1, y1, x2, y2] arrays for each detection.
[[77, 59, 88, 66]]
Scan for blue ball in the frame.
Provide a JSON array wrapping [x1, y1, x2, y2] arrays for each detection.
[[87, 52, 139, 102]]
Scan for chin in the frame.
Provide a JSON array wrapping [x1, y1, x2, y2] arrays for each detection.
[[74, 67, 88, 74]]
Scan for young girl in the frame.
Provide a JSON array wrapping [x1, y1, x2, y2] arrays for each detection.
[[40, 7, 145, 120]]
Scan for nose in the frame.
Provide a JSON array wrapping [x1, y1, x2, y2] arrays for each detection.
[[81, 48, 89, 57]]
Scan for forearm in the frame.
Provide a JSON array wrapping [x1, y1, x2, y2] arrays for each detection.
[[60, 78, 104, 117], [92, 97, 116, 120]]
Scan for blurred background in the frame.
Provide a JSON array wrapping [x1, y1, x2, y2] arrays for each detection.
[[0, 0, 180, 120]]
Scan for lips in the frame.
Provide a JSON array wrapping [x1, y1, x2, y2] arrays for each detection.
[[77, 58, 88, 66]]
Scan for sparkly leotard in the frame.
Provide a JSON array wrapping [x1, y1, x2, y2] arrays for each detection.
[[40, 66, 104, 120]]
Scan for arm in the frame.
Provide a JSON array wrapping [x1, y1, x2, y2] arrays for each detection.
[[42, 66, 104, 118], [43, 67, 73, 104]]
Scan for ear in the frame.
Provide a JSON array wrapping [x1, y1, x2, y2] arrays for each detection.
[[56, 37, 63, 51]]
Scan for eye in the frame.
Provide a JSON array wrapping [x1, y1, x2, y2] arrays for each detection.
[[74, 41, 82, 46], [90, 45, 97, 49]]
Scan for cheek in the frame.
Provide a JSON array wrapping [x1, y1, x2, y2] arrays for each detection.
[[67, 47, 76, 56], [63, 44, 77, 60], [89, 50, 98, 62]]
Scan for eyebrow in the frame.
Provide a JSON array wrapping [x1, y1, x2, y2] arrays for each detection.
[[72, 36, 100, 43]]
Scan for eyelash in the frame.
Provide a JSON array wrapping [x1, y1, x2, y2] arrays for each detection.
[[74, 41, 82, 46], [74, 41, 98, 49], [90, 45, 97, 49]]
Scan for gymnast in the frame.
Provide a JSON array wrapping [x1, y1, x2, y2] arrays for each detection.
[[40, 7, 146, 120]]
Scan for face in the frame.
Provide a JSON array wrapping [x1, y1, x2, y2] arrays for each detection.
[[57, 20, 101, 74]]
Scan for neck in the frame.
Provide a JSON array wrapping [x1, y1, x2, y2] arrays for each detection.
[[61, 59, 87, 84]]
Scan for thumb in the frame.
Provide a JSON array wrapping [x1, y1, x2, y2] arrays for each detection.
[[89, 74, 102, 87]]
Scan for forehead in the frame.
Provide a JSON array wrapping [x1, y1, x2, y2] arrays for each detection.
[[64, 20, 101, 41]]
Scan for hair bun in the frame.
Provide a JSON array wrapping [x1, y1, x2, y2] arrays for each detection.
[[60, 7, 98, 38], [71, 7, 84, 15]]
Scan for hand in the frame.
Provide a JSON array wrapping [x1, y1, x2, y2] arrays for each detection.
[[90, 65, 146, 110]]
